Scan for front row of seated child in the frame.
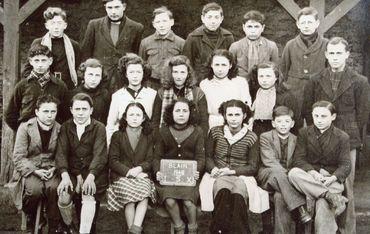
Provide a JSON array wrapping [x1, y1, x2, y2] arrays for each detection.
[[11, 91, 350, 234]]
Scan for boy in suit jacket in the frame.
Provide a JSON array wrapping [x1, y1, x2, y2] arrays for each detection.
[[11, 95, 63, 233], [81, 0, 144, 92], [183, 2, 234, 83], [288, 101, 351, 234], [258, 106, 311, 234], [56, 93, 108, 234]]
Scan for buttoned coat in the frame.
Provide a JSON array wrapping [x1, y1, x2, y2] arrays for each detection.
[[11, 117, 61, 210], [291, 125, 351, 183], [109, 130, 154, 182], [302, 67, 370, 149], [55, 119, 109, 193], [183, 25, 234, 83], [81, 16, 144, 91]]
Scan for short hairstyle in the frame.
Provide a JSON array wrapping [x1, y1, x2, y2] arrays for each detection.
[[28, 44, 52, 58], [202, 2, 223, 16], [163, 98, 198, 126], [297, 7, 319, 21], [102, 0, 126, 4], [272, 106, 294, 119], [162, 55, 196, 89], [43, 7, 67, 22], [70, 92, 94, 108], [119, 102, 152, 135], [35, 94, 60, 110], [78, 58, 104, 81], [327, 37, 350, 52], [243, 10, 265, 24], [152, 6, 173, 20], [312, 100, 337, 115], [218, 99, 252, 125], [207, 49, 237, 80], [249, 62, 285, 99], [118, 53, 150, 86]]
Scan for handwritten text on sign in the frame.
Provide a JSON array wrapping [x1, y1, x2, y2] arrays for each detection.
[[160, 159, 197, 186]]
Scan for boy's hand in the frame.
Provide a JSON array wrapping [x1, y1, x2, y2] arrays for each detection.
[[323, 175, 337, 187], [126, 166, 143, 178], [137, 172, 148, 178], [57, 172, 73, 196], [308, 170, 324, 182], [46, 167, 56, 179], [82, 174, 96, 196], [34, 169, 50, 180]]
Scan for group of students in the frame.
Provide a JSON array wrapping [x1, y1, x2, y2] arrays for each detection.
[[4, 0, 370, 234]]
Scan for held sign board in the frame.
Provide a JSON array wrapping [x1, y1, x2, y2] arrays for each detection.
[[160, 159, 197, 186]]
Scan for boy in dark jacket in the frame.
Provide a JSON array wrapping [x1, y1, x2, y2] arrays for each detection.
[[229, 10, 279, 79], [139, 6, 185, 90], [81, 0, 144, 92], [56, 93, 108, 234], [302, 37, 370, 233], [5, 44, 68, 131], [280, 7, 328, 117], [288, 101, 350, 234], [183, 2, 234, 83], [23, 7, 81, 90]]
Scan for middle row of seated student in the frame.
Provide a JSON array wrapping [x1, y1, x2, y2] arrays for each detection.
[[154, 98, 205, 234]]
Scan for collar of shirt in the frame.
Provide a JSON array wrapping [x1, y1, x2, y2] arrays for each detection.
[[37, 119, 54, 131], [154, 30, 175, 41], [210, 77, 231, 84], [127, 86, 143, 98], [73, 118, 91, 140]]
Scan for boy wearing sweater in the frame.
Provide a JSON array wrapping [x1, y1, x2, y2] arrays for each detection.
[[229, 10, 279, 79]]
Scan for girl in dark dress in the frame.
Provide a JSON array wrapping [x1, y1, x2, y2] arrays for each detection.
[[153, 98, 205, 234], [107, 102, 156, 234]]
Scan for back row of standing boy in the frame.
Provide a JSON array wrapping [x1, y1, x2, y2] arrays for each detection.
[[4, 0, 370, 234]]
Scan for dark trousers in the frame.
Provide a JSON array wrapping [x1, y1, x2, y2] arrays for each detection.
[[23, 174, 61, 225], [210, 189, 250, 234]]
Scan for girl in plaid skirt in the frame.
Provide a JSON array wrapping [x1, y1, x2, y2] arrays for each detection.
[[107, 102, 156, 234]]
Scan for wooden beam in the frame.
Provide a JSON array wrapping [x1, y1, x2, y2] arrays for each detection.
[[276, 0, 300, 20], [18, 0, 47, 24], [1, 0, 20, 184], [321, 0, 361, 33], [310, 0, 325, 22], [0, 7, 4, 25]]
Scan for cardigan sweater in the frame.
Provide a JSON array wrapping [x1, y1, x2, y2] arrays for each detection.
[[291, 125, 351, 183], [206, 126, 259, 176], [153, 126, 205, 175], [109, 130, 153, 181], [106, 86, 157, 143]]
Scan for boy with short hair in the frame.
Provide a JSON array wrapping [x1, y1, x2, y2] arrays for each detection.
[[288, 101, 351, 234], [139, 6, 185, 90], [280, 7, 328, 119], [302, 37, 370, 233], [56, 93, 108, 234], [229, 10, 279, 79], [5, 44, 68, 131], [81, 0, 144, 92], [11, 95, 63, 233], [183, 2, 234, 83], [24, 7, 81, 90], [258, 106, 311, 234]]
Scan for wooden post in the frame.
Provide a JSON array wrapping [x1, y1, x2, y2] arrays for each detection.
[[0, 0, 20, 184]]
